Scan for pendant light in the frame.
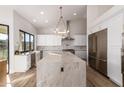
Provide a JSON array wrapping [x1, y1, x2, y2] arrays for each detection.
[[54, 6, 67, 38]]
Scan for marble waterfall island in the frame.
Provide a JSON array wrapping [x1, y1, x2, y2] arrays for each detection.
[[36, 52, 86, 87]]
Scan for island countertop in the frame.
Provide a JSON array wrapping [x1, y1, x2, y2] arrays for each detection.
[[37, 52, 86, 87]]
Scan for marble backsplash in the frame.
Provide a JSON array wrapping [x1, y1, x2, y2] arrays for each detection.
[[37, 46, 87, 51]]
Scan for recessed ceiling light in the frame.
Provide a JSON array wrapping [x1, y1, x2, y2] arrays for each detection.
[[45, 20, 48, 23], [33, 19, 36, 22], [73, 13, 77, 16], [40, 11, 44, 15]]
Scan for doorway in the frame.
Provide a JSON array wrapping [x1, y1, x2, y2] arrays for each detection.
[[0, 24, 9, 74]]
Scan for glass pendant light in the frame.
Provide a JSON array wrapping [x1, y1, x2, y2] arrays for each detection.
[[54, 6, 67, 38]]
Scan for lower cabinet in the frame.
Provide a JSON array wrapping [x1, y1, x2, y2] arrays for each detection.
[[97, 60, 107, 76], [31, 53, 36, 67], [14, 54, 31, 72], [89, 56, 107, 76]]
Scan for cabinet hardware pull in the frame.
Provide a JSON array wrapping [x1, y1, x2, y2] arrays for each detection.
[[61, 67, 64, 72]]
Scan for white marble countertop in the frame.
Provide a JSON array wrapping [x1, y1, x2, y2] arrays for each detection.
[[37, 52, 86, 87]]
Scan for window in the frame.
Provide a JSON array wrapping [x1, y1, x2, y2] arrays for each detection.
[[19, 30, 34, 52], [25, 33, 30, 51], [20, 31, 25, 51], [30, 35, 34, 50]]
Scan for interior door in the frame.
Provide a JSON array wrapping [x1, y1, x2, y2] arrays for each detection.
[[88, 34, 93, 56], [0, 24, 9, 86], [0, 24, 9, 73]]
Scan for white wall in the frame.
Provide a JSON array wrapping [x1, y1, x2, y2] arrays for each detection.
[[13, 11, 37, 50], [87, 5, 113, 30], [87, 6, 123, 86], [97, 5, 113, 17], [0, 7, 38, 73], [0, 6, 14, 73], [70, 18, 86, 35], [87, 5, 99, 30]]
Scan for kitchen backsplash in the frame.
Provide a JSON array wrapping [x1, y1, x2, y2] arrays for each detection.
[[37, 46, 87, 51]]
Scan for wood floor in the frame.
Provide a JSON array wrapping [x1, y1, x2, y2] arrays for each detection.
[[9, 67, 36, 87], [0, 66, 119, 87], [87, 66, 118, 87]]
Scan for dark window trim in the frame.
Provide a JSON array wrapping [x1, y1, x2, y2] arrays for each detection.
[[19, 29, 35, 53]]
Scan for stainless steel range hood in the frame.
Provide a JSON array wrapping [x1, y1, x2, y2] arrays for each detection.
[[62, 20, 74, 40]]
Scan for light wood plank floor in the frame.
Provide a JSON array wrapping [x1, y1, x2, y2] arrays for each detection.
[[9, 67, 36, 87], [0, 66, 119, 87], [87, 66, 118, 87]]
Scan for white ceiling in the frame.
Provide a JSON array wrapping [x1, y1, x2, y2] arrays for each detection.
[[12, 5, 86, 29]]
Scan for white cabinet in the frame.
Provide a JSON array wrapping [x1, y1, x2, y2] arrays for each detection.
[[14, 54, 31, 72], [37, 35, 62, 46], [35, 51, 41, 62], [73, 35, 86, 46], [75, 51, 87, 59]]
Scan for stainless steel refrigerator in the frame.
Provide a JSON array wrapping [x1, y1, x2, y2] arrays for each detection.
[[88, 29, 107, 76], [121, 32, 124, 86]]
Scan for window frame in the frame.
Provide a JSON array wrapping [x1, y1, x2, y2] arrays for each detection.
[[19, 30, 35, 53]]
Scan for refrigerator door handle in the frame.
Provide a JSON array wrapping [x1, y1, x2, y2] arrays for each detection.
[[89, 55, 97, 59], [98, 59, 107, 62]]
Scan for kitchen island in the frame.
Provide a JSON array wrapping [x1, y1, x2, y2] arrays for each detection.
[[36, 52, 86, 87]]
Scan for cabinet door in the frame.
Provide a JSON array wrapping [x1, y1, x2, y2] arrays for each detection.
[[88, 34, 93, 56], [96, 29, 107, 75], [88, 33, 97, 69], [88, 34, 97, 57], [31, 53, 36, 67], [97, 30, 107, 60], [27, 55, 31, 70], [88, 56, 96, 69], [37, 35, 61, 46]]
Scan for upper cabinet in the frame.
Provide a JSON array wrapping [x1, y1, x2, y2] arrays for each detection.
[[73, 35, 86, 46], [37, 35, 62, 46]]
